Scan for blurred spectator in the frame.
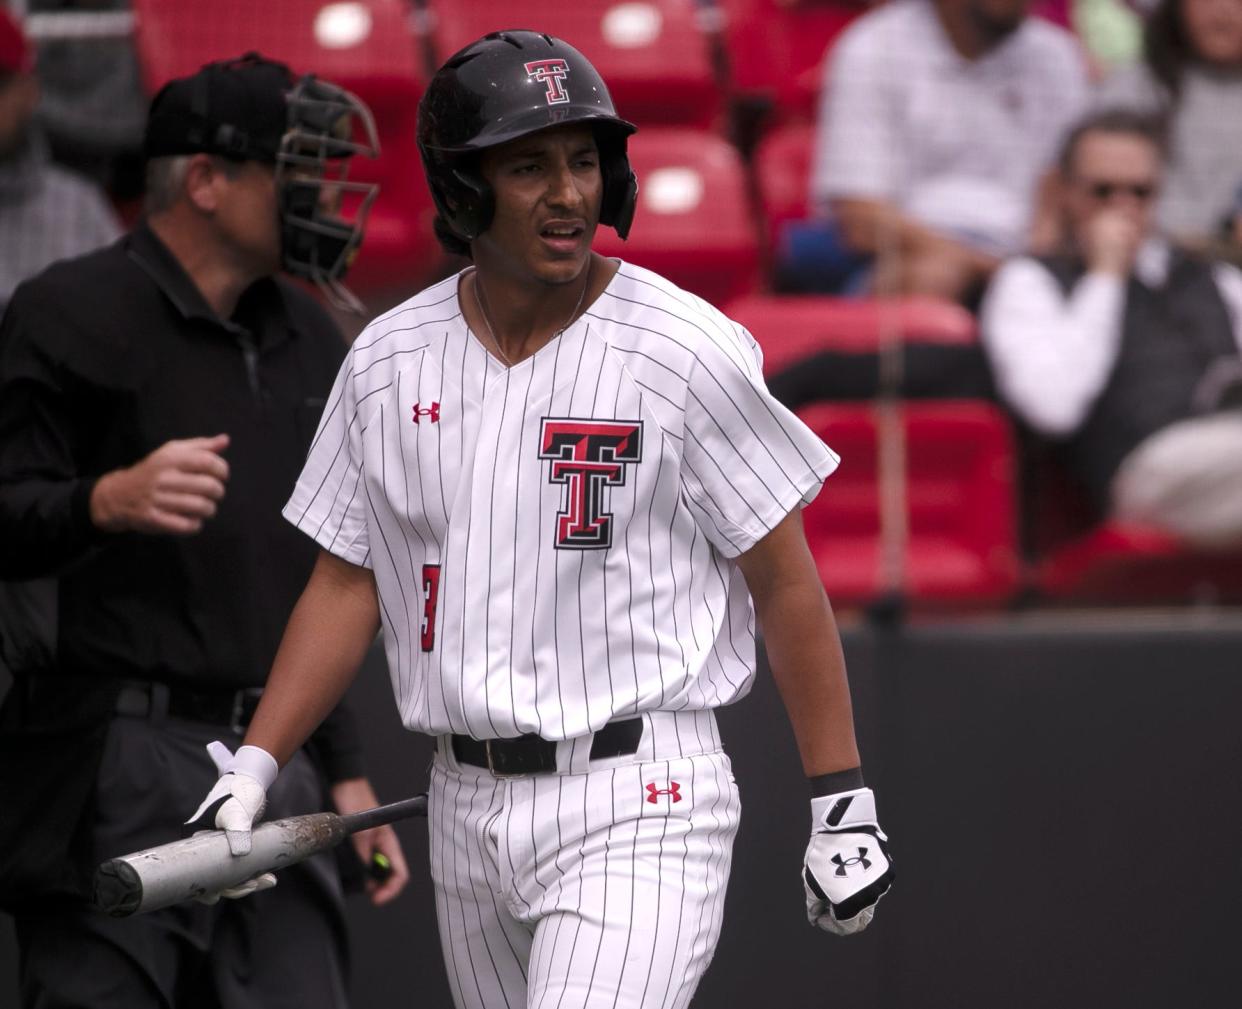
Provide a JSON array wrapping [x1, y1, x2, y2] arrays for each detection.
[[981, 109, 1242, 549], [27, 0, 148, 197], [0, 6, 120, 313], [1094, 0, 1242, 251], [813, 0, 1089, 303]]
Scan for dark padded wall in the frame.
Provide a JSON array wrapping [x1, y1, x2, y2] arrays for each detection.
[[3, 617, 1241, 1007]]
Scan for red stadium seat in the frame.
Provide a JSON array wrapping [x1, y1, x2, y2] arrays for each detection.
[[799, 401, 1021, 608], [131, 0, 441, 298], [724, 294, 977, 378], [752, 121, 815, 251], [594, 127, 761, 307], [718, 0, 865, 123], [1036, 522, 1242, 605], [427, 1, 724, 128]]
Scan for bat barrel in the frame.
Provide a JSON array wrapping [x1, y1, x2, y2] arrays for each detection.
[[93, 812, 345, 918]]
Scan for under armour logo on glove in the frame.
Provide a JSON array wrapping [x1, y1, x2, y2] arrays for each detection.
[[646, 781, 682, 804], [831, 849, 872, 876], [802, 787, 894, 937]]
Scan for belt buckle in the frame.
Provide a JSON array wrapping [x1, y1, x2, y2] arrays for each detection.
[[484, 739, 523, 778]]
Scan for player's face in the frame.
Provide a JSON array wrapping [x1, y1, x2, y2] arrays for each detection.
[[1064, 131, 1162, 243], [214, 159, 284, 278], [476, 125, 602, 287]]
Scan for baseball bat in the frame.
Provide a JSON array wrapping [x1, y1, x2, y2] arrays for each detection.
[[93, 793, 428, 918]]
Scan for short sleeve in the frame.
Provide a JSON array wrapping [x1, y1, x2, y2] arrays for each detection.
[[282, 351, 372, 567], [679, 334, 840, 557]]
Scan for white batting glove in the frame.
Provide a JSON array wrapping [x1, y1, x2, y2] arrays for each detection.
[[803, 786, 894, 936], [185, 742, 279, 856], [194, 872, 278, 905]]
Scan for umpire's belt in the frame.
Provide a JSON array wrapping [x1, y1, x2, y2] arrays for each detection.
[[451, 718, 644, 776], [114, 680, 263, 735]]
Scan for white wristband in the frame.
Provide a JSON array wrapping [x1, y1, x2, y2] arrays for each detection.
[[226, 744, 279, 790], [810, 786, 876, 832]]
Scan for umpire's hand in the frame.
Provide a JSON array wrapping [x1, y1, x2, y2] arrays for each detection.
[[331, 777, 411, 906], [90, 433, 230, 535], [802, 787, 894, 936]]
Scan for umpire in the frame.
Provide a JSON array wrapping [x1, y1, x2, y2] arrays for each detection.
[[0, 54, 407, 1007]]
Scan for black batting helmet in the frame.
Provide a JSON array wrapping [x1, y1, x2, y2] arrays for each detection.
[[417, 30, 639, 255]]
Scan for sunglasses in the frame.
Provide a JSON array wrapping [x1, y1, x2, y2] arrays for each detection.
[[1083, 180, 1156, 201]]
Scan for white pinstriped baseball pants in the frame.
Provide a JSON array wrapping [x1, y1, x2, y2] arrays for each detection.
[[428, 710, 741, 1009]]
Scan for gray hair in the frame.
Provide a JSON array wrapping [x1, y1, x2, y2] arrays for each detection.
[[143, 154, 244, 214]]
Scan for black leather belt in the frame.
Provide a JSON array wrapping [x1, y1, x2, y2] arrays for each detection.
[[114, 681, 263, 735], [451, 717, 644, 776]]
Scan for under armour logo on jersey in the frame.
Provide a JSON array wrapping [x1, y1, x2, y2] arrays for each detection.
[[524, 59, 571, 105], [646, 781, 682, 804], [539, 419, 643, 549], [831, 848, 871, 876], [412, 402, 440, 424]]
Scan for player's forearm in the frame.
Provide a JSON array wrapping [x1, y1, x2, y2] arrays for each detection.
[[243, 549, 381, 767], [738, 514, 861, 777], [757, 578, 861, 777]]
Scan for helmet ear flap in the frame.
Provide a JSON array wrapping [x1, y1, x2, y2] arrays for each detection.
[[447, 166, 494, 241], [601, 161, 638, 240], [598, 132, 638, 240], [424, 151, 494, 252]]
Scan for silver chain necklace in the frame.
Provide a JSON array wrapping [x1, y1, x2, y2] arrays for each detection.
[[473, 262, 591, 368]]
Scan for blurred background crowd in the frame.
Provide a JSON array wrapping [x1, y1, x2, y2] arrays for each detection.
[[7, 0, 1241, 615]]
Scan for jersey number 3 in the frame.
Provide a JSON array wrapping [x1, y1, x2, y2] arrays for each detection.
[[421, 564, 441, 652]]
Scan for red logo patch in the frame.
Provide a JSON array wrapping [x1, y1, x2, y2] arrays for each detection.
[[412, 402, 440, 424], [524, 58, 571, 106], [646, 781, 682, 804]]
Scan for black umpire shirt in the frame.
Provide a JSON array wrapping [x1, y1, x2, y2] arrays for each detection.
[[0, 222, 361, 777]]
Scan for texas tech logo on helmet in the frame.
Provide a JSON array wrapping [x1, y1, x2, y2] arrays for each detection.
[[524, 59, 571, 105], [539, 419, 643, 549]]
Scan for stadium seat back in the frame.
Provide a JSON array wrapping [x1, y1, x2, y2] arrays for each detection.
[[752, 121, 815, 247], [798, 400, 1020, 607], [719, 0, 864, 122], [594, 127, 761, 306], [724, 295, 978, 379]]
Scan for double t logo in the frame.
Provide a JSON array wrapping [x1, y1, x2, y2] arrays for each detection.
[[524, 59, 571, 105], [539, 419, 644, 549]]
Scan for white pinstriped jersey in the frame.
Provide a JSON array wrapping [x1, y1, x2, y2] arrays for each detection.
[[284, 261, 839, 740]]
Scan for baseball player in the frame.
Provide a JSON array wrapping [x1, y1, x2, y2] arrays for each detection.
[[189, 30, 894, 1007]]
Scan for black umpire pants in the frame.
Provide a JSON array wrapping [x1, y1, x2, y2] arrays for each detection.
[[14, 713, 350, 1009]]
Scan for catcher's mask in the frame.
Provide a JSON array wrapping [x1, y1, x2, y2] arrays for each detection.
[[277, 75, 380, 314], [145, 53, 380, 313], [417, 29, 638, 256]]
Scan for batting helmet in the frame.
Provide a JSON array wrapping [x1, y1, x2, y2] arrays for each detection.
[[417, 30, 639, 255]]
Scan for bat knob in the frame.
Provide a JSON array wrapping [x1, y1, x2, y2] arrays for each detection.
[[94, 859, 144, 918]]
